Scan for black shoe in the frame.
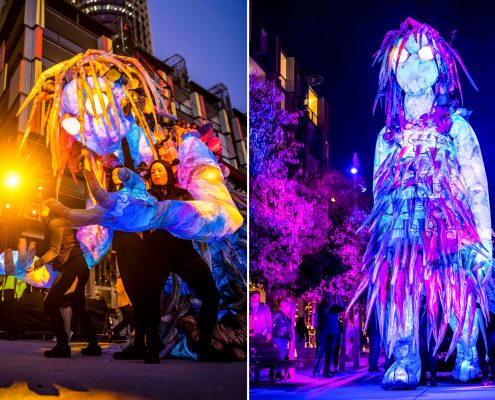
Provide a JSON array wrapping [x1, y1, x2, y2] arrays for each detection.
[[113, 344, 146, 360], [430, 377, 438, 386], [144, 350, 160, 364], [323, 372, 334, 378], [44, 344, 71, 358], [81, 344, 102, 356]]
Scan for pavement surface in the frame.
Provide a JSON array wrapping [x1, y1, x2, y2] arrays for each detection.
[[0, 339, 247, 400], [250, 363, 495, 399]]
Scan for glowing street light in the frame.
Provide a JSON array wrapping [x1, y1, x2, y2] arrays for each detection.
[[351, 167, 358, 175], [4, 171, 21, 189]]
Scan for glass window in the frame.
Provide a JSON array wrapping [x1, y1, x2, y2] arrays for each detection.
[[308, 86, 318, 125], [280, 51, 287, 89]]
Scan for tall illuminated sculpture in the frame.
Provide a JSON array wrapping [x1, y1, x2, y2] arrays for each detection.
[[348, 18, 494, 388]]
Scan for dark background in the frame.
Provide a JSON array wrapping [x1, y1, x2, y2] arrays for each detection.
[[254, 0, 495, 228]]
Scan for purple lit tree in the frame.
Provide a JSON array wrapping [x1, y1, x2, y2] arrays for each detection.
[[249, 76, 329, 291], [301, 170, 371, 304]]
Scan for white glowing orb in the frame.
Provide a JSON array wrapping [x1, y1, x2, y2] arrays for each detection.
[[351, 167, 358, 174], [418, 46, 434, 61], [85, 93, 109, 116], [391, 47, 409, 64], [5, 171, 21, 188], [61, 117, 81, 136]]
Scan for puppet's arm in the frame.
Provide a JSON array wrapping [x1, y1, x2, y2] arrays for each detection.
[[47, 135, 243, 242], [451, 115, 492, 264]]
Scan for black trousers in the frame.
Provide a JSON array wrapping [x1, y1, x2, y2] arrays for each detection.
[[334, 333, 341, 368], [368, 333, 381, 370], [0, 290, 21, 336], [313, 332, 338, 375], [44, 255, 97, 347], [141, 230, 220, 354], [112, 232, 146, 346], [477, 327, 495, 379], [419, 332, 437, 379]]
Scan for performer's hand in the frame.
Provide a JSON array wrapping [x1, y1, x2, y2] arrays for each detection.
[[25, 261, 35, 273], [267, 333, 272, 341]]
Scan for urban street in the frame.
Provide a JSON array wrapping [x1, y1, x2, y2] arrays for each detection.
[[0, 339, 246, 399]]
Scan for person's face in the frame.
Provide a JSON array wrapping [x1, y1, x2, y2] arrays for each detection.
[[251, 293, 260, 306], [112, 168, 122, 186], [151, 162, 168, 186]]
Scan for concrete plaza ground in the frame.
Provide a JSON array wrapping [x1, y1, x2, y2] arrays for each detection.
[[0, 339, 247, 400], [250, 358, 495, 400]]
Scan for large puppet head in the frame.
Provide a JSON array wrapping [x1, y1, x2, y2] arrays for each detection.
[[18, 50, 174, 193], [373, 18, 477, 130]]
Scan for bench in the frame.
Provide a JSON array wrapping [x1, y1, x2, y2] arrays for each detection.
[[250, 338, 300, 385]]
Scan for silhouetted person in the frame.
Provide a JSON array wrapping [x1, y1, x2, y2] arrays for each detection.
[[0, 276, 26, 340], [295, 316, 308, 362], [34, 204, 101, 358], [313, 294, 344, 378], [477, 308, 495, 385], [419, 299, 437, 386], [367, 305, 381, 372]]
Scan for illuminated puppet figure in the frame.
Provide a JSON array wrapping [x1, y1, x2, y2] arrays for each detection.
[[1, 50, 243, 287], [348, 18, 493, 388]]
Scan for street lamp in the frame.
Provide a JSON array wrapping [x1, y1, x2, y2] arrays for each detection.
[[350, 167, 358, 175], [4, 171, 21, 189]]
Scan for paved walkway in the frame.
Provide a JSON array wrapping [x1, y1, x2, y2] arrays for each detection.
[[250, 362, 495, 399], [0, 339, 246, 399]]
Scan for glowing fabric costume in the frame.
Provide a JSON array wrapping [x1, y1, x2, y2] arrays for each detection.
[[348, 18, 493, 388], [1, 50, 243, 288]]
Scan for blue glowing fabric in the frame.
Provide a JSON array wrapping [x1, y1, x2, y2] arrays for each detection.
[[47, 136, 243, 243], [0, 250, 58, 288]]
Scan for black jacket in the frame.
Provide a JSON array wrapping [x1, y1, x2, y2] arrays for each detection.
[[272, 310, 292, 340], [316, 303, 344, 335]]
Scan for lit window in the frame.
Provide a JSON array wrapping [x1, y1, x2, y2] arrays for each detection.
[[280, 51, 287, 89], [308, 87, 318, 125]]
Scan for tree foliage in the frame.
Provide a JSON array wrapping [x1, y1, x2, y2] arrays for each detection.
[[249, 76, 371, 300]]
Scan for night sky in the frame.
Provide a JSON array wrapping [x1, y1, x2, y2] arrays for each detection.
[[148, 0, 247, 113], [253, 0, 495, 227]]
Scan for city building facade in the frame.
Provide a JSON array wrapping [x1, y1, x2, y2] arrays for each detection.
[[69, 0, 153, 54], [249, 10, 330, 176]]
